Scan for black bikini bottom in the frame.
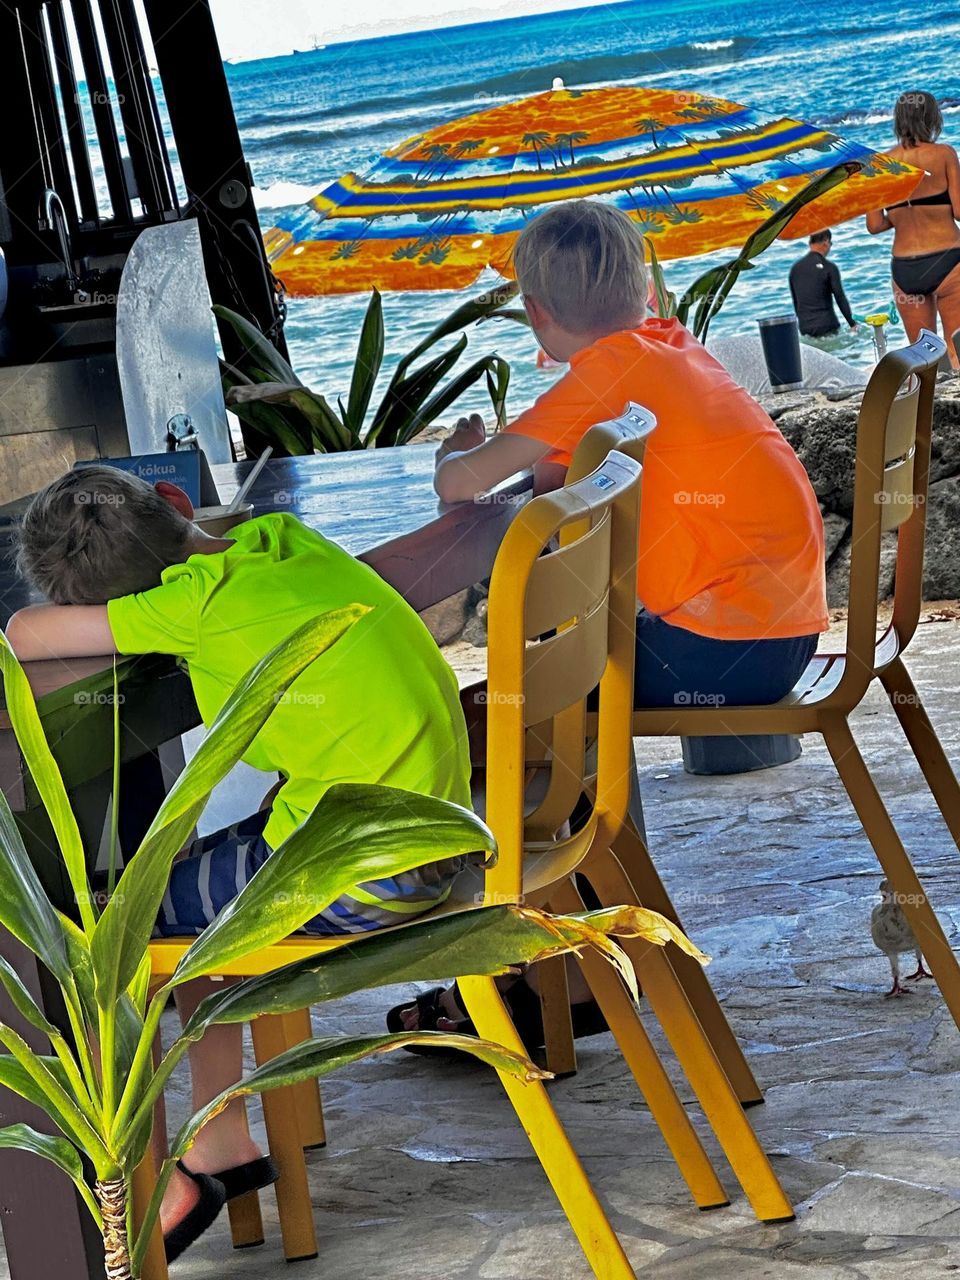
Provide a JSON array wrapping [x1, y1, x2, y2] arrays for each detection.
[[891, 247, 960, 297]]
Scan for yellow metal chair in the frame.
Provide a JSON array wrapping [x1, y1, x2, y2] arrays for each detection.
[[585, 335, 960, 1083], [137, 446, 660, 1280]]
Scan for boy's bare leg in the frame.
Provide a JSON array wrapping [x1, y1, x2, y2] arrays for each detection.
[[160, 976, 262, 1232]]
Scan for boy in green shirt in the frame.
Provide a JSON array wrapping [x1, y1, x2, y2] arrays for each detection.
[[9, 464, 471, 1258]]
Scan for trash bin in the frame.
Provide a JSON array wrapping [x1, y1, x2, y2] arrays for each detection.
[[681, 733, 802, 775], [758, 314, 804, 390]]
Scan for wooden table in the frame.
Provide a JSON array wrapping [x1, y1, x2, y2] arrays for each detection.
[[0, 445, 530, 1280]]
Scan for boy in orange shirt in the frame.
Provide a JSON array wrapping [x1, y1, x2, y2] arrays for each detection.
[[435, 200, 827, 708]]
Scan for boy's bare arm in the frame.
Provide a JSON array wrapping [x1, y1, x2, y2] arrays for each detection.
[[5, 604, 119, 660], [434, 418, 550, 503]]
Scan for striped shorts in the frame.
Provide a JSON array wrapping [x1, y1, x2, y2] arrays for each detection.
[[155, 810, 463, 938]]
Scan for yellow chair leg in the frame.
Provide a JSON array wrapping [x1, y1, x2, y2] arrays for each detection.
[[535, 952, 579, 1078], [251, 1016, 319, 1262], [823, 713, 960, 1030], [607, 818, 765, 1106], [225, 1102, 266, 1249], [131, 1153, 168, 1280], [629, 946, 794, 1223], [880, 657, 960, 850], [457, 974, 636, 1280], [548, 881, 729, 1210], [280, 1009, 327, 1149]]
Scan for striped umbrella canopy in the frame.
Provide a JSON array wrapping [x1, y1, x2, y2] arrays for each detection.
[[264, 85, 922, 296]]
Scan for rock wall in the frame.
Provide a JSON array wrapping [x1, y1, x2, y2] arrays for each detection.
[[764, 375, 960, 605]]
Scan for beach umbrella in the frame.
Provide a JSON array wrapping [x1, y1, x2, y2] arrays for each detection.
[[264, 84, 921, 296]]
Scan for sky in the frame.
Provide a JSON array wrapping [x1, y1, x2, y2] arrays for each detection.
[[207, 0, 619, 60]]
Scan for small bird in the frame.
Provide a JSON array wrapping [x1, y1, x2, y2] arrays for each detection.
[[871, 879, 933, 996]]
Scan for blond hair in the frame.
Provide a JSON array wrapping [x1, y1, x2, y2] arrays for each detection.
[[17, 466, 194, 604], [513, 200, 648, 333]]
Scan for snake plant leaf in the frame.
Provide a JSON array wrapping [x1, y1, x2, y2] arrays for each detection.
[[344, 289, 385, 434], [0, 636, 95, 939], [168, 784, 495, 986], [184, 903, 702, 1032], [679, 160, 858, 340], [212, 305, 303, 386], [390, 280, 520, 385], [367, 335, 468, 446], [0, 1125, 102, 1227], [90, 607, 368, 1009], [485, 356, 511, 428], [400, 355, 510, 445], [134, 1029, 545, 1271]]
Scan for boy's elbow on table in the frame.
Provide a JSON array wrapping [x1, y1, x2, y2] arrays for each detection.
[[434, 458, 483, 504], [5, 604, 118, 660]]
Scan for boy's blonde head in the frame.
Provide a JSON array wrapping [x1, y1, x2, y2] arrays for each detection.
[[17, 466, 194, 605], [513, 200, 648, 334]]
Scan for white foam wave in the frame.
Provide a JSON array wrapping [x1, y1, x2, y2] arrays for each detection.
[[253, 181, 321, 209], [689, 39, 734, 50]]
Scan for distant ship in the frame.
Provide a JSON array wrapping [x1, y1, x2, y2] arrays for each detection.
[[292, 34, 325, 54]]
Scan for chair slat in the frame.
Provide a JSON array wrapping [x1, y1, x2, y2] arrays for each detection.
[[523, 597, 609, 724], [525, 512, 611, 637]]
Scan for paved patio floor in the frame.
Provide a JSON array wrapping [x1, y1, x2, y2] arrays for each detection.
[[7, 612, 960, 1279]]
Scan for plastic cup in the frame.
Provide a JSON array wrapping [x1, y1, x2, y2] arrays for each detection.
[[758, 315, 804, 390], [192, 502, 254, 537]]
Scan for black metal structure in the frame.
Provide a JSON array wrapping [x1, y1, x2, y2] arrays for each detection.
[[0, 0, 285, 367]]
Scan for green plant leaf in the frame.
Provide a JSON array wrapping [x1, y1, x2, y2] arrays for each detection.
[[186, 903, 700, 1030], [399, 354, 506, 444], [679, 161, 858, 340], [0, 956, 60, 1040], [485, 356, 511, 429], [0, 1025, 109, 1168], [344, 289, 385, 433], [90, 607, 368, 1009], [367, 335, 468, 446], [134, 1029, 545, 1271], [0, 1125, 102, 1228], [168, 783, 495, 986], [212, 305, 303, 386], [390, 281, 520, 387], [0, 635, 95, 940]]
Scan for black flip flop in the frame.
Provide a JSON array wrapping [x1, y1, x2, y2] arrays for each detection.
[[164, 1161, 227, 1263], [216, 1155, 280, 1201], [386, 979, 607, 1058]]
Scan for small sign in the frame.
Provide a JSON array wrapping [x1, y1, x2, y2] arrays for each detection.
[[75, 452, 203, 505]]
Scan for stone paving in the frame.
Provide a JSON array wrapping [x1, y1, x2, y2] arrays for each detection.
[[7, 614, 960, 1279]]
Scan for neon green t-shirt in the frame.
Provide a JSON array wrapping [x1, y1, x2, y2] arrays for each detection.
[[107, 513, 471, 850]]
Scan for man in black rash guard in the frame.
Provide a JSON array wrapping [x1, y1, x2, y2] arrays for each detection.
[[789, 229, 858, 337]]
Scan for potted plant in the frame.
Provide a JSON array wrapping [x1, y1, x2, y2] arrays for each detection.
[[0, 612, 704, 1278]]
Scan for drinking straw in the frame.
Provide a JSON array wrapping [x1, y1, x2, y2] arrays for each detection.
[[227, 445, 273, 513]]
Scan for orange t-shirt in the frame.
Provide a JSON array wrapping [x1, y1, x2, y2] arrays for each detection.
[[505, 318, 827, 641]]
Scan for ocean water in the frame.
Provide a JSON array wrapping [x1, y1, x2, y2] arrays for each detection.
[[226, 0, 960, 418]]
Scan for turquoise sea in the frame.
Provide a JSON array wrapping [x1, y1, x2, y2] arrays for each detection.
[[227, 0, 960, 415]]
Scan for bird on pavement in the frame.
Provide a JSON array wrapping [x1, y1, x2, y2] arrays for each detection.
[[871, 878, 933, 997]]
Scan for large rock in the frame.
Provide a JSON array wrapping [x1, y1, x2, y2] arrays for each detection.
[[768, 374, 960, 604]]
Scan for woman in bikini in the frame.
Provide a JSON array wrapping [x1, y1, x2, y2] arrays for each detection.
[[866, 91, 960, 366]]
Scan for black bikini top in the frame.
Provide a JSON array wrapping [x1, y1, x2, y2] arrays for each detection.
[[887, 186, 952, 212]]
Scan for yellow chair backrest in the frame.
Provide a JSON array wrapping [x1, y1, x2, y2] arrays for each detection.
[[844, 330, 944, 700], [482, 440, 642, 902], [565, 401, 658, 483]]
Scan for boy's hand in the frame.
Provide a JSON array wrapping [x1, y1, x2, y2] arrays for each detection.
[[435, 414, 486, 467]]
